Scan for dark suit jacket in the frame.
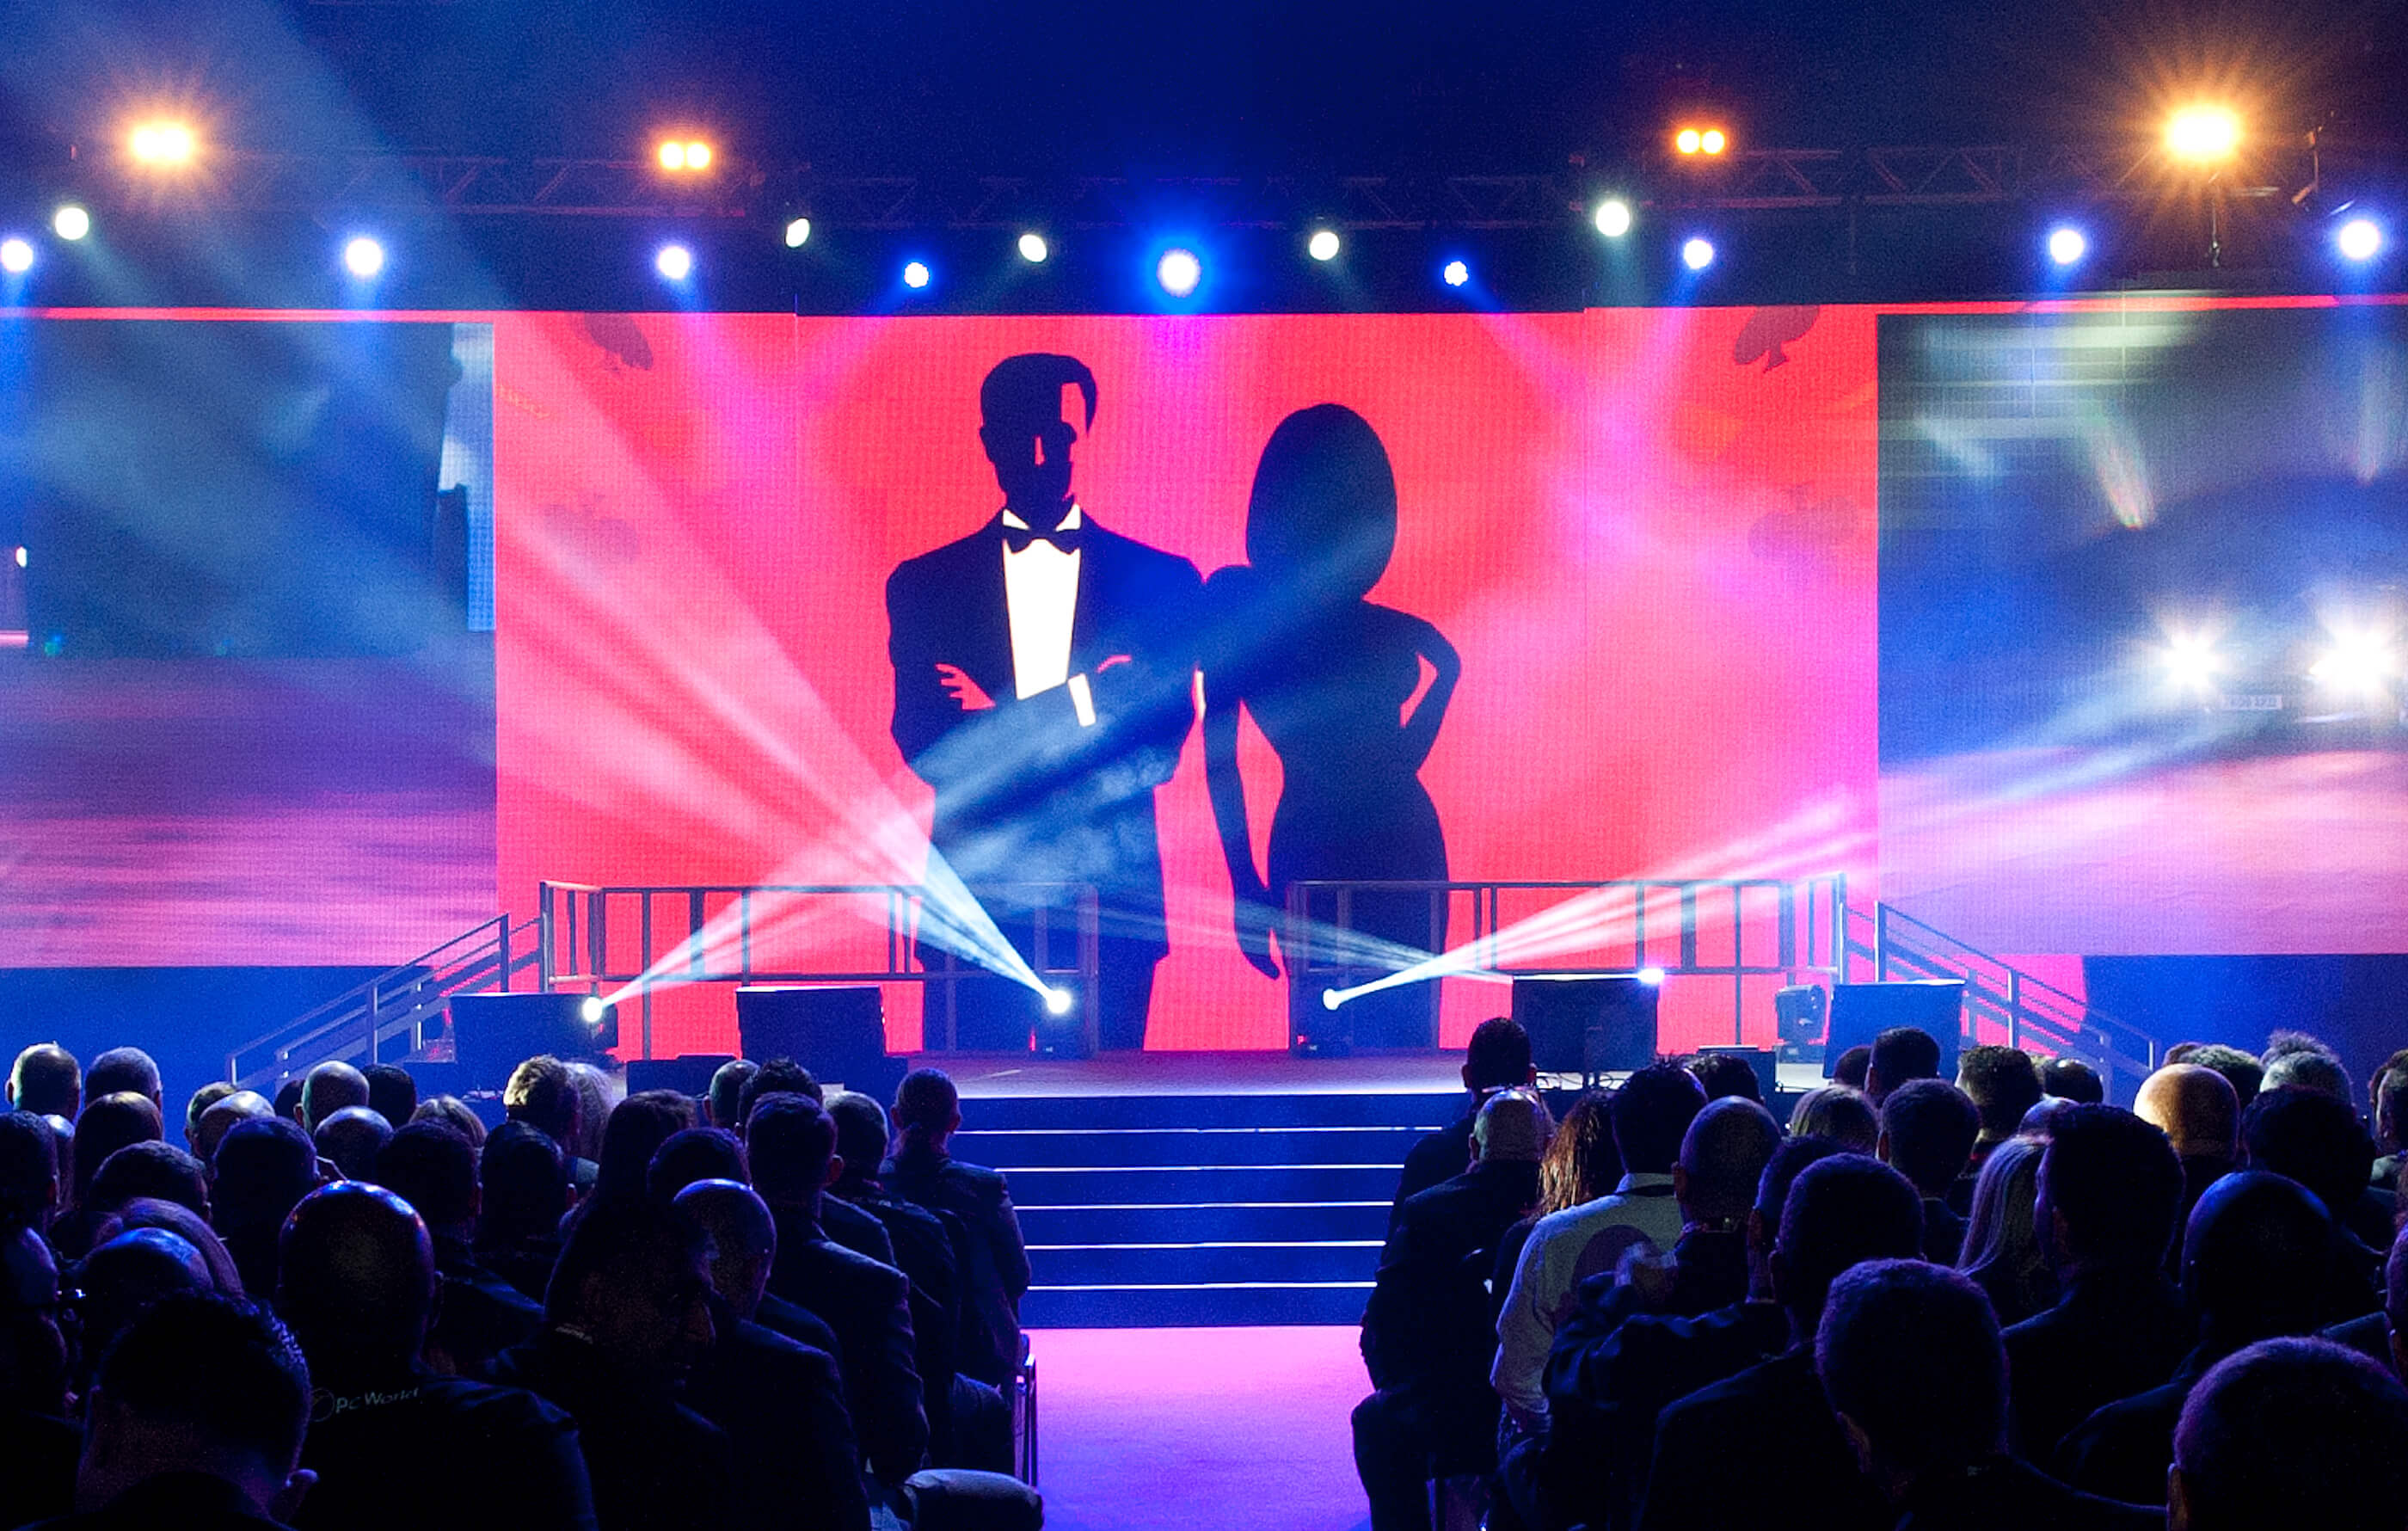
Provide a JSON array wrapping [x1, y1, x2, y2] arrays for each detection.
[[1895, 1457, 2164, 1531], [883, 1147, 1031, 1386], [685, 1305, 871, 1531], [1923, 1196, 1968, 1267], [1636, 1347, 1890, 1531], [767, 1202, 930, 1484], [2322, 1308, 2393, 1367], [23, 1473, 292, 1531], [485, 1331, 734, 1531], [1361, 1159, 1539, 1400], [840, 1184, 964, 1461], [427, 1233, 544, 1377], [2003, 1267, 2194, 1464], [886, 513, 1203, 958], [1391, 1113, 1477, 1217], [296, 1365, 596, 1531], [2056, 1341, 2245, 1508], [821, 1195, 900, 1268]]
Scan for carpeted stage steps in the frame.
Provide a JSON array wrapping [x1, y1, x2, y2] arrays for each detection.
[[957, 1088, 1459, 1327]]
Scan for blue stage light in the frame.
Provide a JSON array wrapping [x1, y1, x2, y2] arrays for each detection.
[[342, 236, 385, 279], [1156, 247, 1202, 298], [903, 259, 931, 289], [2337, 218, 2384, 262], [1680, 237, 1714, 271], [2047, 226, 2087, 267], [654, 243, 694, 280], [1442, 259, 1470, 287], [1044, 987, 1075, 1018], [0, 238, 33, 275]]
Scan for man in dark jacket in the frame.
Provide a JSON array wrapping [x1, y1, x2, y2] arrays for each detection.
[[1391, 1018, 1535, 1214], [373, 1122, 543, 1377], [882, 1067, 1030, 1387]]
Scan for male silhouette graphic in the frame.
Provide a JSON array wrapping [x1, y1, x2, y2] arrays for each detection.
[[887, 354, 1202, 1053]]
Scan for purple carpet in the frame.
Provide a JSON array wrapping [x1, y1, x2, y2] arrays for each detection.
[[1029, 1326, 1372, 1531]]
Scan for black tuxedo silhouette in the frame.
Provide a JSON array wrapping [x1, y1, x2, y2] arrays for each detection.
[[887, 355, 1201, 1052]]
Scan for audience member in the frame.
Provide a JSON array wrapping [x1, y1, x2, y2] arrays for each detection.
[[2020, 1094, 2082, 1136], [184, 1083, 237, 1153], [2057, 1171, 2332, 1507], [1817, 1260, 2157, 1530], [730, 1064, 900, 1269], [567, 1063, 615, 1169], [1952, 1046, 2042, 1209], [1833, 1045, 1870, 1090], [883, 1067, 1033, 1390], [91, 1197, 243, 1296], [361, 1063, 417, 1129], [476, 1121, 573, 1304], [2261, 1028, 2339, 1071], [1355, 1088, 1549, 1531], [409, 1095, 486, 1148], [297, 1062, 369, 1135], [2004, 1105, 2189, 1462], [32, 1294, 312, 1530], [60, 1093, 165, 1257], [8, 1045, 82, 1121], [2368, 1048, 2408, 1186], [2264, 1048, 2352, 1102], [374, 1122, 542, 1376], [485, 1196, 734, 1531], [73, 1228, 216, 1393], [0, 1224, 79, 1527], [2241, 1084, 2388, 1312], [88, 1140, 210, 1222], [1685, 1052, 1762, 1104], [506, 1056, 598, 1196], [1394, 1018, 1535, 1210], [1955, 1135, 2055, 1326], [0, 1111, 61, 1233], [1637, 1154, 1926, 1531], [195, 1092, 273, 1165], [705, 1060, 759, 1132], [2169, 1337, 2408, 1531], [673, 1173, 840, 1359], [750, 1093, 929, 1484], [1787, 1084, 1878, 1153], [210, 1117, 322, 1301], [1493, 1063, 1705, 1432], [2038, 1057, 2104, 1105], [589, 1091, 699, 1208], [2135, 1062, 2240, 1269], [1878, 1079, 1980, 1264], [312, 1105, 391, 1184], [84, 1048, 163, 1111], [646, 1126, 748, 1202], [2164, 1042, 2262, 1111], [736, 1058, 825, 1124], [1864, 1026, 1941, 1105], [273, 1078, 304, 1123]]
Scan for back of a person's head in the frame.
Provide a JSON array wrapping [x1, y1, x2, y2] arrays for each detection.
[[2039, 1104, 2183, 1270], [892, 1067, 960, 1141], [1817, 1260, 2005, 1479], [362, 1063, 418, 1129], [708, 1060, 759, 1130], [86, 1048, 162, 1106], [1788, 1085, 1879, 1153], [1954, 1046, 2042, 1142], [408, 1095, 485, 1148], [90, 1141, 209, 1220], [2137, 1063, 2241, 1159], [1678, 1097, 1781, 1220], [1881, 1079, 1981, 1197], [184, 1083, 236, 1146], [273, 1078, 304, 1122], [95, 1199, 243, 1296], [9, 1044, 81, 1118], [210, 1116, 320, 1232], [2374, 1055, 2408, 1150], [77, 1228, 215, 1369], [313, 1106, 393, 1184], [503, 1055, 580, 1143], [2173, 1338, 2408, 1531], [1957, 1134, 2047, 1278], [593, 1090, 698, 1202], [1687, 1052, 1764, 1104], [2243, 1085, 2374, 1221], [74, 1093, 164, 1203], [2262, 1029, 2338, 1068], [1867, 1027, 1942, 1100], [1756, 1135, 1846, 1226], [1539, 1091, 1623, 1214], [86, 1292, 310, 1499], [479, 1119, 568, 1241], [1472, 1088, 1551, 1165], [648, 1127, 748, 1202], [2036, 1056, 2104, 1105], [673, 1178, 777, 1313], [274, 1182, 435, 1361], [1833, 1045, 1871, 1091], [543, 1193, 705, 1326], [1610, 1062, 1707, 1177], [826, 1091, 893, 1184], [0, 1111, 58, 1232], [1463, 1018, 1533, 1092], [374, 1122, 478, 1233], [1774, 1154, 1925, 1328], [746, 1094, 838, 1205], [195, 1092, 273, 1166], [2263, 1048, 2353, 1104], [298, 1061, 370, 1134], [2181, 1170, 2332, 1338], [567, 1064, 614, 1161], [2169, 1043, 2264, 1111], [738, 1059, 824, 1127]]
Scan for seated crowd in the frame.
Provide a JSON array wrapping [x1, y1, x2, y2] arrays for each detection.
[[0, 1042, 1037, 1531], [1357, 1018, 2408, 1531]]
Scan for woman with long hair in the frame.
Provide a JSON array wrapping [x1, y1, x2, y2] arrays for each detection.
[[1956, 1134, 2055, 1327]]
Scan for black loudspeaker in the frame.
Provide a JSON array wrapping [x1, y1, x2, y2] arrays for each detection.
[[1698, 1045, 1779, 1102], [449, 993, 618, 1092], [735, 986, 905, 1101], [1513, 975, 1661, 1078], [1822, 981, 1966, 1083], [626, 1054, 735, 1102], [1774, 984, 1828, 1048]]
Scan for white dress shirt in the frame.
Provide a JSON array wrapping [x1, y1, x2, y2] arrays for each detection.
[[1001, 504, 1094, 725], [1490, 1171, 1686, 1427]]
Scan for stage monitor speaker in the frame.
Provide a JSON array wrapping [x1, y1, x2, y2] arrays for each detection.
[[1774, 984, 1828, 1048], [626, 1054, 736, 1102], [735, 986, 904, 1101], [449, 993, 618, 1093], [1697, 1045, 1778, 1102], [1513, 975, 1661, 1078], [1822, 981, 1965, 1083]]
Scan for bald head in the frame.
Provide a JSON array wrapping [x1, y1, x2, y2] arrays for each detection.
[[314, 1106, 392, 1183], [73, 1092, 163, 1204], [1473, 1088, 1552, 1165], [2138, 1064, 2240, 1160], [276, 1181, 436, 1364], [196, 1091, 273, 1165], [1677, 1097, 1784, 1221], [81, 1228, 212, 1307], [301, 1062, 370, 1134], [674, 1178, 776, 1319], [8, 1045, 80, 1119]]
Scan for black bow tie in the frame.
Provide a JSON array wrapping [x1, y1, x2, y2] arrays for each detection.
[[1002, 520, 1084, 554]]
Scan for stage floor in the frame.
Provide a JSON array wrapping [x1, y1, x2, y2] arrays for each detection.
[[940, 1049, 1831, 1100]]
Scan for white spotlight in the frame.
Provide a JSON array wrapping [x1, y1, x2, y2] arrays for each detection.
[[2338, 218, 2384, 263], [1321, 987, 1345, 1011], [1681, 237, 1715, 271], [11, 546, 24, 569], [902, 260, 931, 290], [2047, 226, 2087, 267], [783, 217, 812, 249], [0, 238, 32, 275], [1637, 966, 1667, 987], [1594, 199, 1633, 238], [655, 243, 694, 280], [1442, 259, 1470, 288], [580, 995, 609, 1025], [1044, 987, 1075, 1018], [1156, 247, 1202, 298], [342, 237, 385, 279], [1017, 232, 1049, 263], [1307, 229, 1341, 261], [52, 206, 89, 242]]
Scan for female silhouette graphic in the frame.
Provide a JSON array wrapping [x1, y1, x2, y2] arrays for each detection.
[[1202, 404, 1460, 1048]]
